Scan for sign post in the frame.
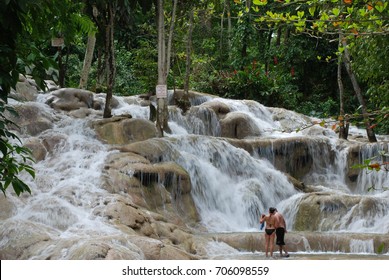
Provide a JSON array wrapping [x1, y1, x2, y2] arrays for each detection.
[[156, 84, 167, 98]]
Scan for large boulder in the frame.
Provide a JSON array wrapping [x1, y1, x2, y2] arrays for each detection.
[[10, 81, 38, 102], [201, 100, 230, 119], [7, 103, 54, 136], [219, 112, 261, 139], [102, 148, 199, 225], [0, 196, 16, 220], [93, 196, 157, 238], [45, 88, 95, 111], [93, 93, 120, 110], [292, 192, 376, 231], [23, 137, 48, 161], [53, 237, 144, 260], [0, 219, 58, 259], [225, 137, 318, 180], [126, 235, 164, 260], [93, 116, 158, 145], [269, 107, 312, 133], [173, 89, 217, 106]]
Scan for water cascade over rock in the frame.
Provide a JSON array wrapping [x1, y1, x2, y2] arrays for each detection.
[[1, 79, 388, 259]]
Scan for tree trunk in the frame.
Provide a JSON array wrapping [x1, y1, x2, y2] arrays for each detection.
[[156, 0, 175, 136], [156, 0, 167, 137], [220, 2, 225, 65], [276, 26, 282, 46], [265, 30, 273, 75], [240, 0, 251, 67], [58, 46, 65, 87], [166, 0, 177, 78], [226, 0, 232, 50], [103, 2, 116, 118], [341, 37, 377, 142], [337, 33, 348, 140], [184, 9, 194, 95], [95, 48, 105, 92], [79, 34, 96, 89]]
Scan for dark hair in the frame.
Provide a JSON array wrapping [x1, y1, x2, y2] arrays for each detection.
[[269, 207, 276, 214]]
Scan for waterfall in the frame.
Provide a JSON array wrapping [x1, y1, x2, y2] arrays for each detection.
[[356, 142, 389, 194], [161, 135, 298, 232], [349, 239, 375, 254], [109, 95, 389, 235], [12, 101, 121, 238], [3, 90, 389, 259]]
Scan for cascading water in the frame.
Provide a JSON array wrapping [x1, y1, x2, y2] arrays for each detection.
[[2, 89, 389, 259], [160, 135, 298, 232], [10, 101, 120, 238]]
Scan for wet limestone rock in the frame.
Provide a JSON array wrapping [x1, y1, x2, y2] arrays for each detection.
[[45, 88, 95, 111], [201, 100, 231, 119], [225, 137, 317, 179], [0, 219, 57, 259], [10, 81, 38, 102], [345, 143, 367, 189], [269, 107, 312, 133], [0, 196, 17, 220], [93, 116, 157, 145], [294, 193, 361, 231], [23, 137, 48, 162], [126, 235, 165, 260], [7, 103, 54, 136], [94, 196, 157, 238], [220, 112, 262, 139], [62, 237, 144, 260], [102, 148, 199, 224]]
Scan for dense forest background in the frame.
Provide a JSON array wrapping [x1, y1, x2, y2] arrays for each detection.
[[2, 0, 388, 132], [59, 0, 389, 133]]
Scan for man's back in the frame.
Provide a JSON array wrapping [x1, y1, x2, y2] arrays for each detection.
[[274, 212, 286, 229]]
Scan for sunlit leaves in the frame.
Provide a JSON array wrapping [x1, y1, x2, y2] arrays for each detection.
[[250, 0, 389, 36], [253, 0, 267, 6]]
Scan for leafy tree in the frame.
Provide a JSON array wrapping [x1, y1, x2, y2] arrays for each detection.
[[0, 0, 39, 196], [1, 0, 94, 196], [351, 35, 389, 134], [156, 0, 179, 136], [250, 0, 389, 142], [0, 102, 35, 196]]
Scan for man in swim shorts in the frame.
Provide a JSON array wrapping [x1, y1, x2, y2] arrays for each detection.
[[273, 208, 289, 257]]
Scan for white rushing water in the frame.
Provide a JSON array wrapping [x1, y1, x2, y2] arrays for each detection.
[[7, 92, 389, 248], [10, 100, 122, 239], [118, 95, 389, 234]]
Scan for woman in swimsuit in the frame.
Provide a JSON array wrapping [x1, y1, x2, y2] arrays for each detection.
[[260, 207, 276, 257]]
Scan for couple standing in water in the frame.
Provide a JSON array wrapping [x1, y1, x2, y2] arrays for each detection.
[[259, 207, 289, 258]]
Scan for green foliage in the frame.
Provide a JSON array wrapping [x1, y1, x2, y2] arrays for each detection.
[[351, 35, 389, 134], [0, 101, 35, 196], [0, 0, 61, 196], [299, 97, 339, 118], [377, 243, 386, 254], [125, 40, 158, 94]]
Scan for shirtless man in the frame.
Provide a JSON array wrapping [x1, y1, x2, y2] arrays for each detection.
[[273, 208, 290, 257]]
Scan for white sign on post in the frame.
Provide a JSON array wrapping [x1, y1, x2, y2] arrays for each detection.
[[51, 38, 64, 47], [156, 84, 167, 98]]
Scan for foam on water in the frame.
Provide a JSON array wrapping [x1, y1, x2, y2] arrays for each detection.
[[4, 92, 389, 258]]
